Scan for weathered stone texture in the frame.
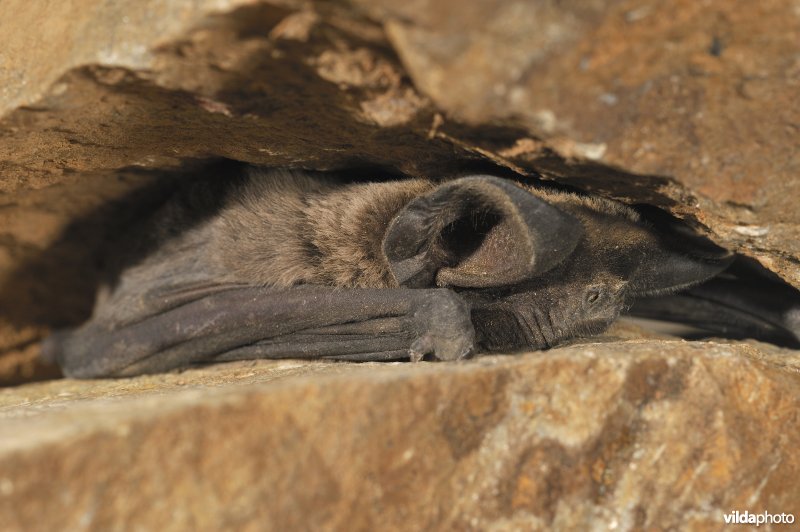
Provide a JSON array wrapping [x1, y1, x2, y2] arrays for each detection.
[[2, 342, 799, 531], [380, 0, 800, 213]]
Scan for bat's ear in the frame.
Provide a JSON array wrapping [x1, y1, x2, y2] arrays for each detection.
[[628, 213, 734, 296], [628, 252, 733, 296], [383, 176, 584, 288]]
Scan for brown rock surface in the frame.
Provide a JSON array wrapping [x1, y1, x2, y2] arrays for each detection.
[[0, 0, 262, 117], [2, 341, 800, 530], [381, 0, 800, 210]]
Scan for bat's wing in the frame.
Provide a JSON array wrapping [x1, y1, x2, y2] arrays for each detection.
[[627, 259, 800, 348], [44, 285, 474, 378]]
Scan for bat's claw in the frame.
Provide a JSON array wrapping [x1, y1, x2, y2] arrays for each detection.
[[409, 333, 473, 362], [409, 337, 431, 362], [410, 290, 475, 362]]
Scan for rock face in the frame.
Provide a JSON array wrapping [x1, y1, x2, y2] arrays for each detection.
[[1, 0, 800, 528], [2, 341, 800, 531], [381, 0, 800, 211]]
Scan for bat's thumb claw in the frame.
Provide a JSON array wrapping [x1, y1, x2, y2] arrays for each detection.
[[458, 344, 475, 360], [408, 332, 473, 362]]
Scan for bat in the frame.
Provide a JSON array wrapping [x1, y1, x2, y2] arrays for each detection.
[[41, 167, 797, 378]]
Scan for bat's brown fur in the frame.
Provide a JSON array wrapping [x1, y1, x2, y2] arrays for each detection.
[[204, 168, 648, 290], [209, 169, 433, 288]]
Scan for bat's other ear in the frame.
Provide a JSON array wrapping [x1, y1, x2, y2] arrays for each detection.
[[383, 176, 584, 288], [628, 213, 734, 296]]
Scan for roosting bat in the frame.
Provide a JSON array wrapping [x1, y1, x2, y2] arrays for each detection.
[[42, 168, 798, 378]]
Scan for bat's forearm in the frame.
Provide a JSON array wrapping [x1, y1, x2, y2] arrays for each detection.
[[48, 286, 474, 378]]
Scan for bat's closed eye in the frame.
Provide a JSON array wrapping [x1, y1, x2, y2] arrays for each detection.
[[585, 288, 602, 304]]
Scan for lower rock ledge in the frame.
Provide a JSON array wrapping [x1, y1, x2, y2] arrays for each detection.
[[1, 340, 800, 531]]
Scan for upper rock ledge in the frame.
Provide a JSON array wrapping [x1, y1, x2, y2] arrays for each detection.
[[0, 0, 262, 117], [2, 340, 799, 530]]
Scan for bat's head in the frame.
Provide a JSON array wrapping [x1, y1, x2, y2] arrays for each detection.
[[383, 175, 732, 352]]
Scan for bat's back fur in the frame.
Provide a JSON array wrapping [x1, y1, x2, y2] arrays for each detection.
[[150, 168, 647, 288]]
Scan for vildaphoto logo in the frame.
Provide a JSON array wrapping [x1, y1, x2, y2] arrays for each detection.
[[723, 510, 795, 526]]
